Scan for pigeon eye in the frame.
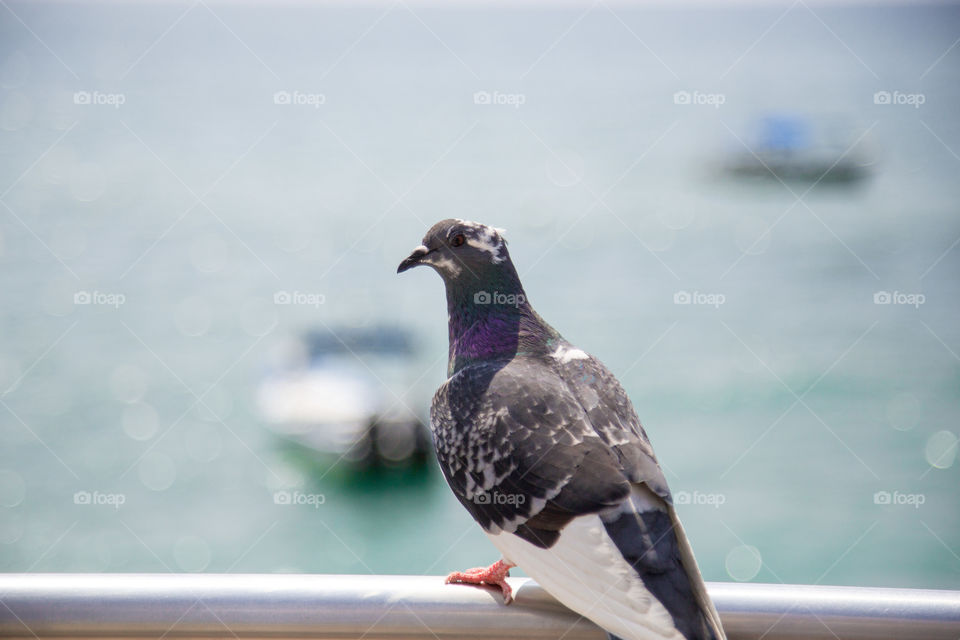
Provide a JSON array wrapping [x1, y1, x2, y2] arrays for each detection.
[[451, 234, 466, 247]]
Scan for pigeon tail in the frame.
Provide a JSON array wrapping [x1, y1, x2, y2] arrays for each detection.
[[600, 487, 724, 640]]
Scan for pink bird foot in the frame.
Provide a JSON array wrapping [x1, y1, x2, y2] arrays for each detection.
[[445, 559, 516, 604]]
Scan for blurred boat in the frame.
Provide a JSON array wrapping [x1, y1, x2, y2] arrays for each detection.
[[722, 114, 876, 184], [257, 325, 432, 471]]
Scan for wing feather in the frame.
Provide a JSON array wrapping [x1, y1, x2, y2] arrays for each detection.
[[430, 348, 725, 640]]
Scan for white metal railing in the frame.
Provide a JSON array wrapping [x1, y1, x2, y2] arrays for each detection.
[[1, 574, 959, 639]]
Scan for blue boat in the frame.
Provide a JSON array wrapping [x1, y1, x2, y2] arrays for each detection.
[[723, 115, 877, 184]]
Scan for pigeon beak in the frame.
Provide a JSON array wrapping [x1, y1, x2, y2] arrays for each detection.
[[397, 245, 431, 273]]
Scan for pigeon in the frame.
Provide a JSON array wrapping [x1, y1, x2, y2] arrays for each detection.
[[397, 219, 726, 640]]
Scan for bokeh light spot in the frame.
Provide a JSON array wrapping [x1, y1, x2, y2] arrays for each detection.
[[725, 544, 762, 582]]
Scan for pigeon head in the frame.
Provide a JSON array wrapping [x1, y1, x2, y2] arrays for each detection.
[[396, 218, 511, 282], [399, 219, 559, 374]]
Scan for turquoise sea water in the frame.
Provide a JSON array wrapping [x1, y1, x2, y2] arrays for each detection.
[[0, 2, 958, 590]]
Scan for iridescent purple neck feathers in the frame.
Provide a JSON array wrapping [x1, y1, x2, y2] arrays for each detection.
[[444, 283, 557, 376]]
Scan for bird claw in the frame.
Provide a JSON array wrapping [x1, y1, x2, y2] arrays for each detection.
[[445, 559, 515, 604]]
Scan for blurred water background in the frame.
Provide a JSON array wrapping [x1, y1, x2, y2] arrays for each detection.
[[0, 1, 958, 589]]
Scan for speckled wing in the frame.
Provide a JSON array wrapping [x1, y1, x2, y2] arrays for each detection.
[[430, 354, 669, 544], [430, 351, 724, 640], [431, 357, 629, 545], [552, 349, 671, 499]]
